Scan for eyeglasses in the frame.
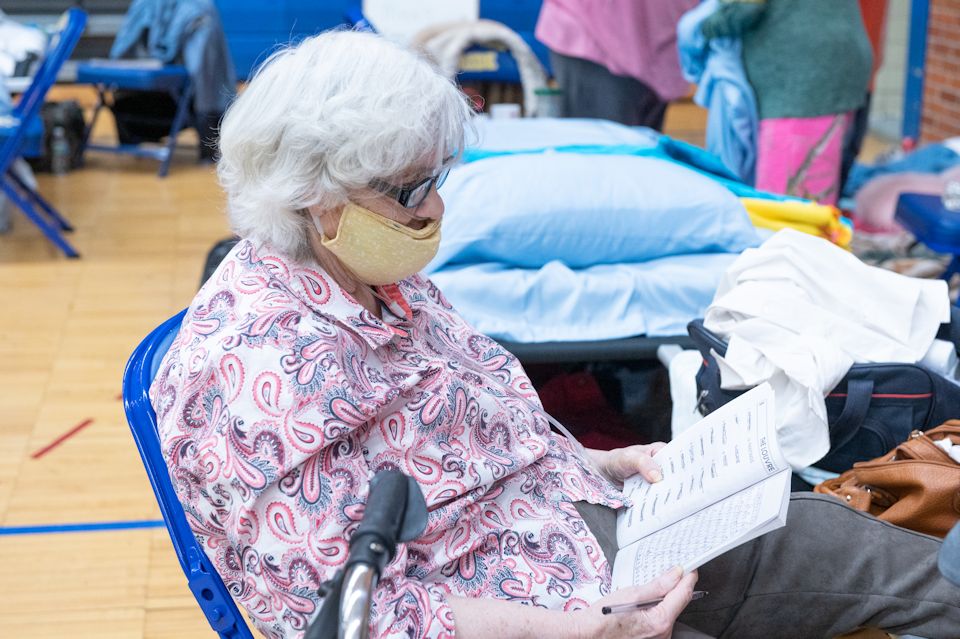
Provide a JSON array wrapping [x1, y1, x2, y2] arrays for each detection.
[[370, 167, 451, 209]]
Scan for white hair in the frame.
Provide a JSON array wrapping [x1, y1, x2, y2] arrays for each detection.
[[217, 29, 474, 258]]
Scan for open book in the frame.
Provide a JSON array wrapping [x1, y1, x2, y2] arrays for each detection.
[[612, 382, 791, 588]]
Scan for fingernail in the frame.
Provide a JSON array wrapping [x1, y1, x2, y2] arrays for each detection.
[[671, 565, 684, 578], [649, 469, 663, 483]]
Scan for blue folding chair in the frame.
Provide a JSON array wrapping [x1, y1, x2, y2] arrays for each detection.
[[0, 8, 86, 258], [895, 192, 960, 285], [122, 310, 255, 639], [76, 62, 192, 178]]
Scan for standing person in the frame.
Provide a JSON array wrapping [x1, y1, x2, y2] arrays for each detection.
[[840, 0, 890, 195], [535, 0, 698, 130], [702, 0, 873, 204]]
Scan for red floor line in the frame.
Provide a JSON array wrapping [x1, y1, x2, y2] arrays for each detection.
[[30, 418, 94, 459]]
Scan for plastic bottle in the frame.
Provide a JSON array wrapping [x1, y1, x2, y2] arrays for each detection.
[[944, 180, 960, 212], [533, 87, 564, 118], [50, 125, 70, 175]]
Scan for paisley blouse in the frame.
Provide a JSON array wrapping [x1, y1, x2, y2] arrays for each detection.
[[150, 240, 624, 638]]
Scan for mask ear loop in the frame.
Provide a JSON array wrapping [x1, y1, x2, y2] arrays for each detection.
[[311, 214, 325, 236], [452, 360, 602, 478], [507, 390, 597, 474]]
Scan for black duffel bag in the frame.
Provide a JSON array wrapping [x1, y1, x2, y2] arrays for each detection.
[[688, 317, 960, 473]]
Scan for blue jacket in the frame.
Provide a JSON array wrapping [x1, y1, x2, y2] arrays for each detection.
[[677, 0, 757, 184], [110, 0, 236, 114]]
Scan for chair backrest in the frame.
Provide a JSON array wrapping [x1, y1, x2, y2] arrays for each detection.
[[0, 8, 87, 171], [122, 310, 255, 639]]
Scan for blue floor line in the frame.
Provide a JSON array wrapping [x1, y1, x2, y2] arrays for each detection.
[[0, 519, 165, 536]]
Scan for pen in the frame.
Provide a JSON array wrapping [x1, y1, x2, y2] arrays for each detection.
[[601, 590, 708, 615]]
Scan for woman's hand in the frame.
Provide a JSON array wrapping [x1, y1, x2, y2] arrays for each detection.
[[573, 567, 699, 639], [446, 566, 696, 639], [588, 444, 666, 487]]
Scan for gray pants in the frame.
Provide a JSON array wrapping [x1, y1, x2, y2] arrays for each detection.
[[576, 493, 960, 639], [549, 51, 669, 131]]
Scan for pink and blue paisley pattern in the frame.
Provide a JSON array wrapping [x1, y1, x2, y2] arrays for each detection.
[[151, 240, 624, 638]]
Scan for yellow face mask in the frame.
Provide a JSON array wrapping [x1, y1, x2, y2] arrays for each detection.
[[315, 202, 441, 286]]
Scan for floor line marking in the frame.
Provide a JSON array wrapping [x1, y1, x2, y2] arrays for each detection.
[[0, 519, 165, 536], [30, 418, 94, 459]]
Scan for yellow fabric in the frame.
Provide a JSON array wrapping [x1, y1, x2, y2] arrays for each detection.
[[742, 198, 851, 249], [747, 211, 824, 237], [318, 202, 441, 285]]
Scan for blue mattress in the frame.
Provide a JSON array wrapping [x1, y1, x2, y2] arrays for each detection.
[[430, 253, 738, 343]]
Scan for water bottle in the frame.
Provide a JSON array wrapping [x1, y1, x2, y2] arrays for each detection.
[[50, 125, 70, 175], [944, 180, 960, 212], [533, 87, 563, 118]]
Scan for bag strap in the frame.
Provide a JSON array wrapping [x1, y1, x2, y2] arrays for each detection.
[[928, 421, 960, 439], [831, 378, 874, 451], [895, 433, 957, 463], [935, 305, 960, 355]]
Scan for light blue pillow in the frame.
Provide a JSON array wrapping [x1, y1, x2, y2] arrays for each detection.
[[428, 153, 759, 272], [469, 116, 659, 152]]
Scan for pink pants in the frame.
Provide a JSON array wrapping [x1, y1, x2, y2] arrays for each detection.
[[755, 113, 852, 205]]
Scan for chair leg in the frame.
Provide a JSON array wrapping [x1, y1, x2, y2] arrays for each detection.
[[5, 169, 74, 232], [1, 174, 80, 258], [159, 81, 194, 178], [80, 86, 107, 164]]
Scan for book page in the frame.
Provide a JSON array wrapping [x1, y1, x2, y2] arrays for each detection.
[[611, 466, 791, 588], [617, 383, 784, 549]]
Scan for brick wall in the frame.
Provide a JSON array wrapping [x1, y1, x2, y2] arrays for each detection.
[[922, 0, 960, 142]]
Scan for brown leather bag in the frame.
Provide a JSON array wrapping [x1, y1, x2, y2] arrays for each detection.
[[814, 421, 960, 538]]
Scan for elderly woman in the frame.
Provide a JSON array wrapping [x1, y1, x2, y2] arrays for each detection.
[[151, 31, 959, 639]]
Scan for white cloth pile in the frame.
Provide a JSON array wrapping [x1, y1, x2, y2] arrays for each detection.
[[705, 229, 951, 469], [935, 438, 960, 464], [0, 10, 46, 78]]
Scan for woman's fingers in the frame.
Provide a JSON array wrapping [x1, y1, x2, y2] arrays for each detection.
[[653, 570, 698, 622], [614, 565, 684, 602], [636, 570, 698, 639], [600, 443, 667, 484], [621, 446, 663, 483], [649, 564, 685, 595], [600, 568, 695, 639]]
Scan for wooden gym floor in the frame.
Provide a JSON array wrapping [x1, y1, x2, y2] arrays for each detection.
[[0, 85, 231, 637], [0, 87, 890, 638]]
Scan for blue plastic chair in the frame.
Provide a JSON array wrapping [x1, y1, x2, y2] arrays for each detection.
[[895, 192, 960, 284], [0, 8, 86, 258], [76, 62, 193, 178], [122, 310, 255, 639]]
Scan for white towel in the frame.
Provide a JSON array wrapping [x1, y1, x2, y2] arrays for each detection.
[[705, 228, 950, 469]]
